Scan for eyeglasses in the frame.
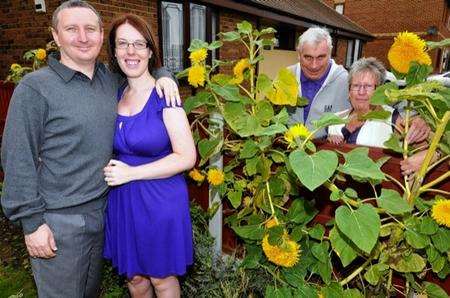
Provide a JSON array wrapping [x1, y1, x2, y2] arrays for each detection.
[[349, 84, 376, 91], [116, 39, 148, 50]]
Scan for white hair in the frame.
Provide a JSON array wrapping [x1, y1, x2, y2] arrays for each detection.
[[297, 27, 333, 54]]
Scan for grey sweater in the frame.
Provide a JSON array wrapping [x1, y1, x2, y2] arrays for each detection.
[[1, 54, 173, 234]]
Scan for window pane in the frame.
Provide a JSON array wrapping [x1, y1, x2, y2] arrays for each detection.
[[211, 10, 218, 61], [190, 4, 206, 41], [335, 4, 344, 14], [353, 39, 360, 61], [346, 39, 354, 68], [162, 2, 183, 72]]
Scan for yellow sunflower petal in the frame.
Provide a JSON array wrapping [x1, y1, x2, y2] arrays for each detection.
[[262, 233, 300, 267], [388, 32, 431, 74], [188, 64, 206, 87], [189, 48, 208, 64], [431, 199, 450, 228], [207, 168, 225, 186], [35, 48, 47, 61], [188, 168, 205, 183]]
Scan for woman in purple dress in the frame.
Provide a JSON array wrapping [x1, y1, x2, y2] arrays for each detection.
[[103, 14, 196, 297]]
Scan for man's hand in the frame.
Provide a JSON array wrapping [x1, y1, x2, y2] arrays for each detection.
[[327, 135, 344, 145], [25, 224, 57, 259], [104, 159, 133, 186], [155, 77, 181, 107], [405, 116, 430, 144]]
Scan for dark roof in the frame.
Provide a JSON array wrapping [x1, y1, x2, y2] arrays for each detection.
[[199, 0, 373, 40], [249, 0, 372, 39]]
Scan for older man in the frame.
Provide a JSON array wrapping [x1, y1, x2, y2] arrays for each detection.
[[1, 1, 179, 297], [287, 27, 350, 138], [288, 27, 430, 142]]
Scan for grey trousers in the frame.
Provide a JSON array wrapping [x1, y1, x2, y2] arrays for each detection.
[[30, 207, 104, 298]]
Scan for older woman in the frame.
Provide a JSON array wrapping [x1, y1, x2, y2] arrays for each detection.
[[327, 57, 429, 148]]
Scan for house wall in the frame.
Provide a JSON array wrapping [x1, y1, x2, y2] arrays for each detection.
[[321, 0, 450, 72]]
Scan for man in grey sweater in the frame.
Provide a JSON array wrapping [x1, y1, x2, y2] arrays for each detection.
[[0, 1, 179, 297]]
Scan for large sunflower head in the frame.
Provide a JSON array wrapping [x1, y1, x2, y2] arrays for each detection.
[[431, 199, 450, 228], [188, 64, 206, 87], [284, 123, 311, 147], [262, 232, 300, 267], [35, 48, 47, 61], [388, 32, 431, 74], [207, 168, 225, 186], [189, 48, 208, 64], [230, 59, 250, 84]]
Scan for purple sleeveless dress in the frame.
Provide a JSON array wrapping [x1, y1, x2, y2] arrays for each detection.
[[104, 87, 193, 278]]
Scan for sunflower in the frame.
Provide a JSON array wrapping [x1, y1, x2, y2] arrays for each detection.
[[189, 48, 208, 64], [387, 32, 431, 74], [431, 199, 450, 228], [188, 64, 206, 87], [207, 168, 225, 186], [10, 63, 21, 71], [35, 48, 47, 61], [262, 233, 300, 267], [188, 168, 205, 183], [231, 59, 250, 84], [284, 123, 311, 147]]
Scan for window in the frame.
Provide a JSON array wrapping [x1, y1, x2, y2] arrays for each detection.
[[345, 39, 362, 68], [335, 3, 344, 14], [160, 1, 216, 72], [161, 2, 183, 72]]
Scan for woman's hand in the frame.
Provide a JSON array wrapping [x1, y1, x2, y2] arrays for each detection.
[[104, 159, 134, 186], [327, 135, 344, 145], [155, 77, 181, 107], [404, 116, 430, 144]]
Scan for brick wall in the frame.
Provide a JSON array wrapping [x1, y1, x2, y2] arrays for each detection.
[[321, 0, 450, 72], [0, 0, 159, 80]]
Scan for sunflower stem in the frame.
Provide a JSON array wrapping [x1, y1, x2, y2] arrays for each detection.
[[340, 255, 374, 286]]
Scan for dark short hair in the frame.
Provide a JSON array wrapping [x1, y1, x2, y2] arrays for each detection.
[[108, 14, 162, 77], [52, 0, 103, 30]]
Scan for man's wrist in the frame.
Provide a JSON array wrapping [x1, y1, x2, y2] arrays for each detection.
[[21, 213, 45, 235]]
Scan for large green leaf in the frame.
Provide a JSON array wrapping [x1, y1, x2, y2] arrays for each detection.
[[184, 91, 214, 114], [240, 244, 261, 269], [256, 73, 272, 95], [237, 21, 252, 34], [370, 82, 398, 105], [231, 224, 264, 240], [383, 134, 403, 153], [267, 68, 298, 106], [406, 62, 432, 85], [364, 263, 389, 285], [255, 123, 287, 136], [197, 138, 222, 166], [360, 110, 391, 120], [210, 83, 248, 103], [431, 228, 450, 253], [335, 204, 381, 254], [423, 282, 449, 298], [339, 147, 385, 181], [311, 242, 329, 263], [405, 229, 430, 249], [343, 288, 364, 298], [272, 108, 289, 125], [321, 282, 344, 298], [255, 100, 274, 123], [418, 217, 439, 235], [220, 31, 240, 41], [309, 224, 325, 241], [187, 39, 208, 51], [265, 286, 293, 298], [390, 253, 426, 273], [227, 190, 242, 208], [312, 112, 348, 129], [286, 199, 317, 224], [289, 150, 338, 191], [377, 189, 412, 214], [239, 140, 259, 159], [329, 226, 358, 267]]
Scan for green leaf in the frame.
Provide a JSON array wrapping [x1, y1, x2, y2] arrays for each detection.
[[423, 282, 449, 298], [312, 112, 348, 129], [255, 123, 287, 136], [184, 91, 214, 114], [239, 140, 259, 159], [267, 225, 284, 245], [360, 110, 391, 120], [197, 138, 222, 166], [329, 226, 358, 267], [311, 241, 330, 263], [244, 156, 259, 176], [220, 31, 241, 41], [289, 150, 338, 191], [240, 244, 261, 269], [282, 266, 308, 288], [309, 224, 325, 241], [321, 282, 344, 298], [227, 190, 242, 208], [272, 108, 290, 125], [343, 288, 364, 298], [207, 40, 223, 50], [286, 199, 318, 224], [418, 217, 439, 235], [370, 82, 398, 105], [339, 147, 385, 181], [311, 258, 332, 285], [255, 100, 275, 123], [265, 286, 293, 298], [267, 68, 298, 106], [335, 204, 380, 254], [405, 229, 430, 249], [237, 21, 252, 34], [390, 253, 426, 272], [260, 27, 277, 35], [188, 39, 209, 52], [210, 83, 247, 103], [431, 228, 450, 253], [377, 189, 412, 214], [383, 134, 403, 153], [406, 62, 432, 85], [256, 74, 272, 95], [364, 263, 389, 286], [231, 224, 264, 240]]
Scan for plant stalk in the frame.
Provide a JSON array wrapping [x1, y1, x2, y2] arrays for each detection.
[[340, 255, 374, 286]]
